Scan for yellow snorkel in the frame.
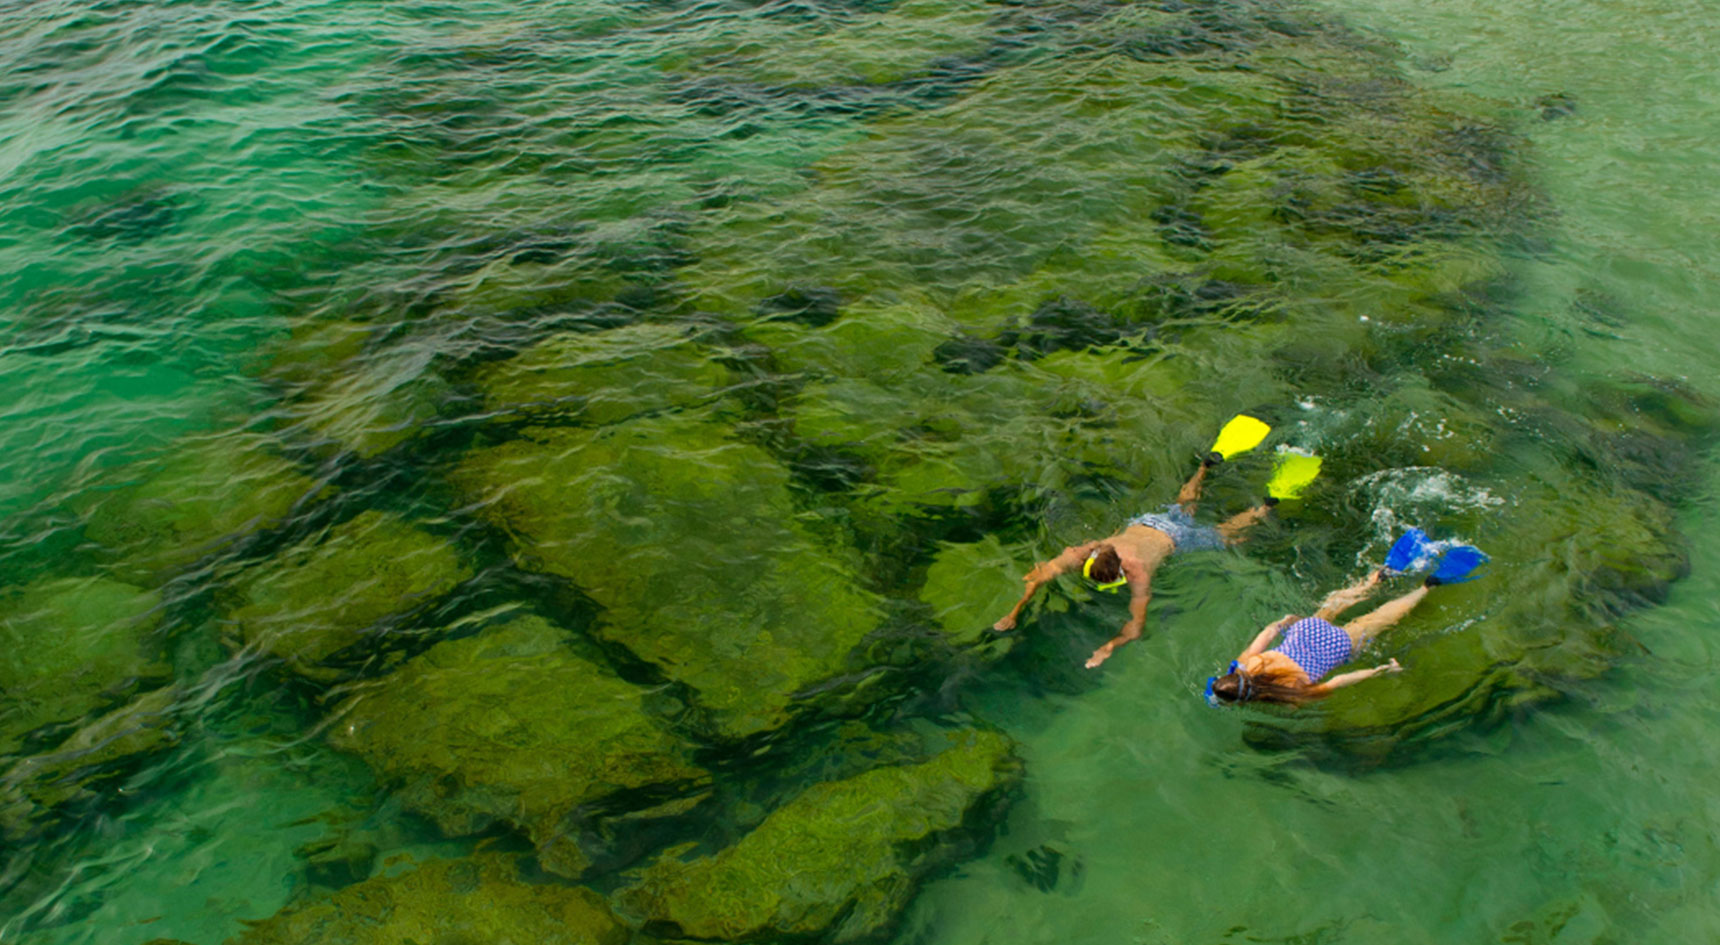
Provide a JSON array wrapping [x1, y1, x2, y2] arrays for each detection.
[[1083, 549, 1128, 593]]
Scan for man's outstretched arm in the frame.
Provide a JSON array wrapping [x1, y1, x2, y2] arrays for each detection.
[[993, 541, 1101, 631], [1084, 573, 1151, 668]]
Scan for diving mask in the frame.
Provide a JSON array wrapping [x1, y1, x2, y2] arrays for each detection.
[[1082, 549, 1127, 593]]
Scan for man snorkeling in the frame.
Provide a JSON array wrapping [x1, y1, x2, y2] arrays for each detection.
[[992, 415, 1322, 669]]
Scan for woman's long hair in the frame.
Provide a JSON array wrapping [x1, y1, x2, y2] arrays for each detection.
[[1210, 665, 1325, 706]]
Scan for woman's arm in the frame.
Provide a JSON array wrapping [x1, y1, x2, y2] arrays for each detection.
[[1313, 658, 1402, 693], [993, 542, 1102, 631], [1238, 613, 1298, 660]]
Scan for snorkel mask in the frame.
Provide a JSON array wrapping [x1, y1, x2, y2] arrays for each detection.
[[1082, 549, 1128, 593]]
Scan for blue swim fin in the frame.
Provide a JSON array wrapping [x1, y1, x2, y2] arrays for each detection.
[[1427, 545, 1488, 585], [1383, 528, 1435, 575]]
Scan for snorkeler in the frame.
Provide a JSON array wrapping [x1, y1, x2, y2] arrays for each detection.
[[1205, 530, 1488, 705], [992, 415, 1323, 669]]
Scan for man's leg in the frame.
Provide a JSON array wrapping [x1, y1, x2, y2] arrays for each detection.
[[1216, 503, 1271, 543], [1314, 570, 1382, 621], [1175, 463, 1211, 510]]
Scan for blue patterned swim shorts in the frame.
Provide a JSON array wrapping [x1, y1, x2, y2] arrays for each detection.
[[1127, 504, 1225, 553]]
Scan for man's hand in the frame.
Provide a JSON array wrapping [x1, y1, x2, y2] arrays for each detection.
[[993, 615, 1017, 632], [1084, 642, 1115, 669]]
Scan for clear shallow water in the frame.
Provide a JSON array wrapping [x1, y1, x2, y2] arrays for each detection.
[[0, 0, 1716, 943], [902, 1, 1720, 941]]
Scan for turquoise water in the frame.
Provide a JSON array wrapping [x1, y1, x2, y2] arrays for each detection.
[[1, 0, 1717, 942]]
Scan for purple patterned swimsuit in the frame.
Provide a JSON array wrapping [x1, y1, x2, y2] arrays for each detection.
[[1272, 617, 1353, 681]]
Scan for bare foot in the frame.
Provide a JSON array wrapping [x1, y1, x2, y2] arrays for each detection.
[[992, 616, 1016, 632]]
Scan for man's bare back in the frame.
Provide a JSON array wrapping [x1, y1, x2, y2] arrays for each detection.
[[991, 459, 1272, 668]]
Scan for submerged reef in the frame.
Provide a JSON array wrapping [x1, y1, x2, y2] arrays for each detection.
[[631, 0, 1700, 756], [452, 411, 886, 739], [256, 318, 453, 460], [0, 577, 177, 842], [76, 433, 327, 582], [919, 535, 1034, 649], [222, 509, 472, 679], [1, 687, 180, 843], [0, 576, 167, 756], [227, 853, 628, 945], [5, 0, 1714, 939], [328, 615, 709, 877], [615, 729, 1020, 942], [474, 321, 738, 425]]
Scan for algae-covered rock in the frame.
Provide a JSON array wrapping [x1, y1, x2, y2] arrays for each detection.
[[451, 413, 884, 738], [283, 360, 451, 460], [328, 615, 708, 877], [256, 319, 451, 459], [919, 535, 1032, 648], [615, 728, 1020, 942], [475, 322, 736, 425], [437, 225, 654, 319], [0, 687, 180, 842], [660, 0, 1001, 89], [650, 0, 1532, 599], [77, 433, 325, 582], [786, 351, 1219, 525], [253, 319, 377, 389], [744, 293, 961, 383], [0, 576, 167, 755], [224, 510, 472, 678], [227, 853, 628, 945], [676, 54, 1282, 317]]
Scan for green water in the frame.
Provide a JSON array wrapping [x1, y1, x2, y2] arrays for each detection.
[[901, 2, 1720, 941], [1, 0, 1716, 942]]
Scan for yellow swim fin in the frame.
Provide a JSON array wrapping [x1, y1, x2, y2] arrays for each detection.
[[1266, 447, 1322, 501], [1208, 414, 1271, 460]]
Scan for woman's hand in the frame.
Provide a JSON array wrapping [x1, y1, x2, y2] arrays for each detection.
[[993, 615, 1017, 632], [1375, 658, 1403, 675]]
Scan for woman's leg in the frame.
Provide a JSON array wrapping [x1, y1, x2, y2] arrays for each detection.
[[1313, 570, 1383, 621], [1340, 585, 1429, 648]]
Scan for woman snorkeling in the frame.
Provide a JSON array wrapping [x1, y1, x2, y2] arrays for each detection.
[[1207, 530, 1487, 706]]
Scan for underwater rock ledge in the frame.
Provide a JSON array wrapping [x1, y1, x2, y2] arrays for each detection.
[[614, 729, 1022, 943]]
